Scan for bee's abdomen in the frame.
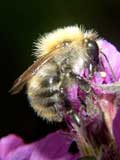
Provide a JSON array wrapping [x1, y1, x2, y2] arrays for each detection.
[[27, 73, 63, 122]]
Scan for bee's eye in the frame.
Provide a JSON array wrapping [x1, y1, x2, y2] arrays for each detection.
[[84, 39, 99, 62], [89, 41, 98, 53], [85, 39, 99, 54]]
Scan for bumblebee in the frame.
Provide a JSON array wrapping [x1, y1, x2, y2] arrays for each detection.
[[10, 26, 100, 122]]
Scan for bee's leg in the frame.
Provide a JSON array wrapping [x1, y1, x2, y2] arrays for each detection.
[[59, 88, 81, 126], [69, 110, 81, 126]]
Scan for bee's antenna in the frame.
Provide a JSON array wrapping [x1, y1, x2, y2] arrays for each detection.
[[100, 51, 117, 81]]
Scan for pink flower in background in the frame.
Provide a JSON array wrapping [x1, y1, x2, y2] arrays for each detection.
[[1, 40, 120, 159]]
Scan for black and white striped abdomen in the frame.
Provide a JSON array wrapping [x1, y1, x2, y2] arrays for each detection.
[[27, 62, 63, 122]]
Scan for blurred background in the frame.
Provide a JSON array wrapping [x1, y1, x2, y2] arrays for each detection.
[[1, 0, 120, 142]]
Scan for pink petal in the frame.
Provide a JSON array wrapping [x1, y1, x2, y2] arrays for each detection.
[[0, 134, 24, 159], [113, 108, 120, 151], [2, 130, 79, 160], [97, 40, 120, 82]]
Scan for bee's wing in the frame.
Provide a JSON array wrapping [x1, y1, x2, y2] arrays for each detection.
[[10, 49, 59, 94]]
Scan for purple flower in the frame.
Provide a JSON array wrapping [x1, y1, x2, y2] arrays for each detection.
[[0, 131, 79, 160], [60, 39, 120, 159], [1, 39, 120, 159]]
